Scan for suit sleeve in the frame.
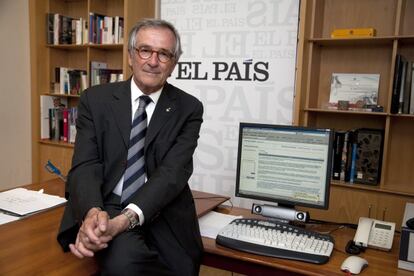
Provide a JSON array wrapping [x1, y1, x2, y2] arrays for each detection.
[[66, 91, 105, 222], [130, 97, 203, 221]]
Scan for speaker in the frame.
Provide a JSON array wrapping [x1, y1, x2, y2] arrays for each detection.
[[251, 204, 309, 223], [354, 128, 383, 185]]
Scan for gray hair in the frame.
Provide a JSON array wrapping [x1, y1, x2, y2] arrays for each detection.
[[128, 18, 183, 61]]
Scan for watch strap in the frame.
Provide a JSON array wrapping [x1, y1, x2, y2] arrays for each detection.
[[121, 208, 139, 230]]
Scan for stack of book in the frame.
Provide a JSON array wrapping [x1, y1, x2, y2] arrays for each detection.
[[89, 13, 124, 44], [47, 13, 88, 45], [54, 67, 88, 95], [391, 54, 414, 115], [332, 128, 383, 185], [46, 12, 124, 45], [40, 95, 77, 144], [49, 107, 78, 143], [90, 61, 123, 87]]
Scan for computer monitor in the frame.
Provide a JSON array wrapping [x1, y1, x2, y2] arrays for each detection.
[[235, 122, 334, 222]]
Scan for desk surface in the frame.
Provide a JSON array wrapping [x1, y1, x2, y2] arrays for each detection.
[[0, 179, 411, 276], [204, 206, 411, 276]]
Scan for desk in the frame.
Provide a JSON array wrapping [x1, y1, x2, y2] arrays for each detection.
[[203, 206, 411, 276], [0, 179, 411, 276], [0, 178, 226, 275]]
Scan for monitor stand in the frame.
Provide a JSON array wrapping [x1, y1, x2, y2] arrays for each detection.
[[251, 203, 309, 224]]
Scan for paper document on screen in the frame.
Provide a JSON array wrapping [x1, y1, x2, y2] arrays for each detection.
[[0, 188, 66, 216], [0, 212, 20, 225], [198, 211, 242, 239]]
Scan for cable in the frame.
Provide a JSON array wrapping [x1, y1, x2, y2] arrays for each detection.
[[44, 160, 67, 182], [307, 218, 358, 229]]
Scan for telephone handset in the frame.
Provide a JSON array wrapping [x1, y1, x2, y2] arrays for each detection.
[[354, 217, 395, 251]]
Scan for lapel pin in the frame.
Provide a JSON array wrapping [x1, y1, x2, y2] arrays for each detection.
[[166, 107, 171, 112]]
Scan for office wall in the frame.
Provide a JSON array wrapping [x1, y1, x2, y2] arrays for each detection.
[[0, 0, 32, 189]]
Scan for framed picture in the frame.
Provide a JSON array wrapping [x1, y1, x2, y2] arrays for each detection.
[[329, 73, 380, 109]]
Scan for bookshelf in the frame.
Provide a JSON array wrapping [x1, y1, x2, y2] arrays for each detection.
[[29, 0, 155, 181], [295, 0, 414, 228]]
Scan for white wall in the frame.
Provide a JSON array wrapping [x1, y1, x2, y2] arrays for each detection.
[[0, 0, 32, 189]]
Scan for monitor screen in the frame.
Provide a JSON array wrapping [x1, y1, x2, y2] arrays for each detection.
[[235, 123, 333, 210]]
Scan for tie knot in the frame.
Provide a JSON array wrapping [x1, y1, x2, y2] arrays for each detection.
[[139, 95, 152, 108]]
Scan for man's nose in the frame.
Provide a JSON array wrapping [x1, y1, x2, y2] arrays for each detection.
[[148, 52, 160, 65]]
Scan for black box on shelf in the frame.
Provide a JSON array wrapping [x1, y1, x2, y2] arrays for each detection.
[[354, 128, 384, 185]]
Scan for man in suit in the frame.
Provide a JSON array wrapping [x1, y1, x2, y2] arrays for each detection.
[[57, 19, 204, 276]]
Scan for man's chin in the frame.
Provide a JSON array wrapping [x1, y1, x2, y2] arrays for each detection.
[[140, 82, 164, 93]]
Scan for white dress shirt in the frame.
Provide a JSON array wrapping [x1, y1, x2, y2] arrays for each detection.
[[112, 78, 162, 225]]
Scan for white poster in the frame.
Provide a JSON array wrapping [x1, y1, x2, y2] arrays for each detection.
[[161, 0, 300, 208]]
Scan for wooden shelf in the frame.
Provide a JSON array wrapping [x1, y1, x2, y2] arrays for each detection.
[[30, 0, 155, 182], [331, 180, 414, 198], [389, 113, 414, 119], [304, 108, 387, 116], [295, 0, 414, 227], [47, 44, 123, 50], [309, 36, 395, 46], [39, 139, 75, 148], [43, 93, 80, 98]]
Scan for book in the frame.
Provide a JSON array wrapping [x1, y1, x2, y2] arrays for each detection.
[[391, 54, 405, 114], [75, 18, 83, 45], [402, 60, 412, 114], [410, 63, 414, 115], [51, 107, 64, 141], [398, 60, 407, 114], [62, 108, 69, 142], [0, 188, 66, 217], [329, 73, 379, 109], [89, 12, 106, 44], [114, 16, 120, 44], [83, 19, 88, 44], [344, 130, 356, 182], [58, 67, 70, 94], [94, 68, 123, 85], [340, 131, 350, 181], [40, 96, 67, 139], [118, 17, 124, 44], [90, 61, 107, 86], [46, 13, 54, 44], [49, 108, 56, 140], [332, 131, 346, 180], [69, 107, 78, 143], [53, 13, 60, 45], [349, 143, 358, 183], [60, 15, 73, 44], [67, 69, 87, 95]]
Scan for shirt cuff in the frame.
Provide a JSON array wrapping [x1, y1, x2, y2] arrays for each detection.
[[124, 203, 145, 226]]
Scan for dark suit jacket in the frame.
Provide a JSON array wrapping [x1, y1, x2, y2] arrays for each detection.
[[57, 79, 204, 273]]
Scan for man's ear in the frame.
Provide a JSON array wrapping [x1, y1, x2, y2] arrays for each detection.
[[127, 51, 133, 67]]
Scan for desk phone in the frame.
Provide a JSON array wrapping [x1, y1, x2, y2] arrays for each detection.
[[354, 217, 395, 251]]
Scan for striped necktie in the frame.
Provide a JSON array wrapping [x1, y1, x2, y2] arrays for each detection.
[[121, 95, 152, 203]]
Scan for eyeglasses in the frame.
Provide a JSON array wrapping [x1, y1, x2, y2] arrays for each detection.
[[133, 47, 174, 63]]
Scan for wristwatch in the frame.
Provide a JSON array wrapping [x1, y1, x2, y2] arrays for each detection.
[[121, 208, 139, 230]]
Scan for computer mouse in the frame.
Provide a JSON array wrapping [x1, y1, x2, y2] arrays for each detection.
[[340, 255, 368, 275]]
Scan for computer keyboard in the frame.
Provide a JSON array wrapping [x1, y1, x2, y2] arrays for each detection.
[[216, 218, 334, 264]]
